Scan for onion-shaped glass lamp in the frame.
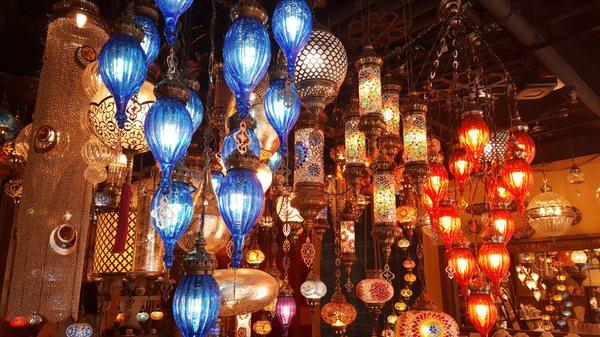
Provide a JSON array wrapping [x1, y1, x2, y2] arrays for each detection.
[[423, 161, 449, 208], [173, 241, 221, 337], [527, 180, 577, 237], [510, 116, 536, 164], [433, 200, 462, 251], [214, 268, 279, 316], [458, 106, 490, 169], [272, 0, 312, 79], [133, 3, 160, 66], [448, 241, 476, 292], [300, 276, 327, 309], [490, 208, 515, 243], [224, 0, 271, 118], [184, 79, 205, 132], [66, 322, 94, 337], [501, 147, 534, 211], [217, 153, 264, 268], [448, 145, 472, 193], [466, 284, 497, 337], [221, 122, 261, 167], [264, 56, 301, 154], [478, 236, 510, 293], [155, 0, 193, 45], [276, 284, 297, 337], [144, 80, 193, 183], [150, 181, 194, 268], [98, 10, 147, 129]]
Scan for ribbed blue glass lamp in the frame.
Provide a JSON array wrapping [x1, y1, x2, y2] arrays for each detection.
[[134, 3, 161, 66], [217, 153, 264, 268], [173, 241, 221, 337], [144, 80, 193, 183], [272, 0, 312, 79], [184, 79, 205, 132], [99, 10, 147, 129], [155, 0, 193, 46], [223, 0, 271, 118], [150, 181, 194, 268], [263, 57, 301, 154]]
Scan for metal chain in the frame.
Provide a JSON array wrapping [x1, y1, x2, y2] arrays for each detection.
[[166, 40, 180, 79]]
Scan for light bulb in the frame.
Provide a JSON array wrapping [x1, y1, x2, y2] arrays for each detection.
[[75, 13, 88, 28]]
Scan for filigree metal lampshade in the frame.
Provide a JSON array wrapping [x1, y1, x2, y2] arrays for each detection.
[[527, 181, 577, 237]]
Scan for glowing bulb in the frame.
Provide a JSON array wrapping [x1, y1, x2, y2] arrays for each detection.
[[75, 13, 88, 28], [256, 163, 273, 192]]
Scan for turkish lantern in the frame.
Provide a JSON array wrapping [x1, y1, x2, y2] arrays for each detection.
[[501, 152, 534, 212], [478, 237, 510, 292], [458, 108, 490, 169], [421, 193, 434, 216], [449, 145, 472, 192], [423, 162, 449, 207], [467, 288, 498, 337], [448, 242, 476, 292], [486, 176, 513, 206], [489, 208, 515, 243], [509, 117, 536, 164], [433, 201, 462, 251]]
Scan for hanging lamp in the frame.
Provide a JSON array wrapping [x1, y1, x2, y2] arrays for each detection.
[[155, 0, 193, 45], [133, 1, 160, 66], [458, 104, 490, 169], [466, 282, 498, 337], [478, 236, 510, 293]]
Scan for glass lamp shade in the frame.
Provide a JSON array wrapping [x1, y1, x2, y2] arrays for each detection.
[[382, 87, 401, 136], [144, 95, 193, 183], [186, 88, 204, 132], [433, 203, 462, 250], [501, 157, 534, 211], [294, 128, 324, 184], [458, 112, 490, 167], [136, 310, 150, 322], [276, 194, 304, 223], [272, 0, 313, 78], [466, 292, 497, 337], [344, 117, 366, 164], [99, 33, 147, 129], [223, 17, 271, 118], [356, 278, 394, 305], [82, 61, 108, 99], [402, 101, 428, 163], [134, 14, 160, 65], [81, 137, 119, 167], [448, 246, 476, 290], [263, 79, 301, 153], [357, 52, 383, 116], [490, 209, 515, 243], [253, 319, 273, 335], [88, 80, 155, 153], [155, 0, 193, 45], [395, 309, 459, 337], [423, 162, 449, 207], [214, 268, 279, 316], [486, 176, 514, 206], [150, 181, 194, 268], [321, 292, 357, 330], [571, 250, 588, 265], [173, 274, 221, 337], [396, 205, 417, 226], [246, 249, 266, 266], [373, 172, 396, 224], [478, 241, 510, 292], [150, 309, 164, 321], [527, 183, 577, 237], [300, 279, 327, 300], [276, 295, 297, 332], [510, 130, 536, 164], [340, 220, 356, 254], [448, 146, 472, 192], [221, 127, 261, 167], [217, 167, 265, 268], [65, 322, 94, 337]]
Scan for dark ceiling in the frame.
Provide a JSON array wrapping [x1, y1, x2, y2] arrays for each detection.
[[0, 0, 598, 164]]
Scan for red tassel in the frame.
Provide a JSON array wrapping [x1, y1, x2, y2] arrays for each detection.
[[112, 183, 132, 253]]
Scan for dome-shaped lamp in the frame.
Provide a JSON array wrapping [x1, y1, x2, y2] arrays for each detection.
[[155, 0, 193, 45], [272, 0, 312, 79], [66, 321, 94, 337], [395, 293, 460, 337], [321, 289, 357, 336], [300, 275, 327, 309], [357, 276, 394, 337], [527, 180, 577, 237]]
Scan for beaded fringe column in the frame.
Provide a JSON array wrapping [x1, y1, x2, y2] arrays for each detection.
[[6, 17, 107, 320]]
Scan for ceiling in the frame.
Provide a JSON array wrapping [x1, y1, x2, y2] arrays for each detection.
[[0, 0, 598, 164]]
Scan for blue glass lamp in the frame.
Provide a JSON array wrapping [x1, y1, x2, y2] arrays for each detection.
[[217, 153, 264, 268], [0, 104, 17, 143], [99, 10, 148, 129], [134, 3, 161, 66], [183, 79, 204, 132], [173, 240, 221, 337], [150, 181, 194, 268], [263, 57, 301, 154], [272, 0, 313, 79], [155, 0, 193, 46], [223, 0, 271, 118], [144, 80, 193, 183]]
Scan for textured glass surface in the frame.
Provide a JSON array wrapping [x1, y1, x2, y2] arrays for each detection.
[[344, 118, 366, 164], [527, 187, 575, 236], [358, 63, 382, 116], [150, 182, 193, 268], [173, 273, 221, 337], [482, 130, 509, 166], [155, 0, 193, 45], [356, 278, 394, 304], [300, 279, 327, 299], [263, 79, 301, 153], [293, 128, 324, 184], [214, 268, 279, 316], [217, 168, 264, 268], [187, 88, 204, 132], [458, 114, 490, 164], [396, 309, 460, 337], [220, 127, 261, 167], [373, 172, 396, 224], [272, 0, 313, 78], [99, 34, 147, 128], [276, 295, 297, 331], [340, 220, 355, 254], [134, 14, 160, 65], [382, 89, 400, 135], [65, 322, 93, 337], [144, 96, 193, 182], [224, 17, 271, 117], [402, 111, 428, 163]]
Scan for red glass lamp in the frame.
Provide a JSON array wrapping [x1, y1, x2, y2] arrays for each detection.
[[448, 241, 476, 292], [449, 146, 473, 193], [501, 150, 534, 211], [490, 208, 515, 243], [467, 284, 498, 337], [478, 237, 510, 292], [458, 108, 490, 169], [433, 200, 462, 251], [423, 161, 449, 207]]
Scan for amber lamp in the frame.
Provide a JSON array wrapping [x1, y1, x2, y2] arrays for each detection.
[[448, 241, 476, 292], [490, 208, 515, 243], [486, 176, 513, 206], [501, 151, 534, 211], [449, 145, 472, 193], [433, 200, 462, 251], [467, 286, 498, 337], [458, 108, 490, 169], [510, 117, 536, 164], [321, 289, 357, 336], [423, 161, 449, 207], [478, 237, 510, 292], [421, 193, 434, 216]]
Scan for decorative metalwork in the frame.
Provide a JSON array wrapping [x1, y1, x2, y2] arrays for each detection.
[[91, 209, 137, 276]]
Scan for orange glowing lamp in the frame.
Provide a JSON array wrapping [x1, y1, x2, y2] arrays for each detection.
[[449, 146, 473, 192], [458, 109, 490, 169], [490, 208, 515, 243], [467, 287, 498, 337], [423, 162, 449, 207], [448, 242, 476, 291], [501, 153, 534, 211], [478, 238, 510, 293], [433, 201, 462, 251]]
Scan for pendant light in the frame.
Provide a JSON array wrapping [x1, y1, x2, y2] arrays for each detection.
[[478, 236, 510, 293], [183, 78, 205, 132], [509, 115, 536, 164], [501, 147, 534, 211], [458, 106, 490, 169], [467, 283, 497, 337], [133, 2, 160, 66], [433, 200, 462, 251], [449, 145, 472, 193], [423, 160, 449, 208], [276, 283, 297, 337], [98, 9, 148, 129], [224, 0, 271, 118], [448, 241, 476, 292], [271, 0, 313, 79], [489, 207, 515, 243], [155, 0, 193, 45]]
